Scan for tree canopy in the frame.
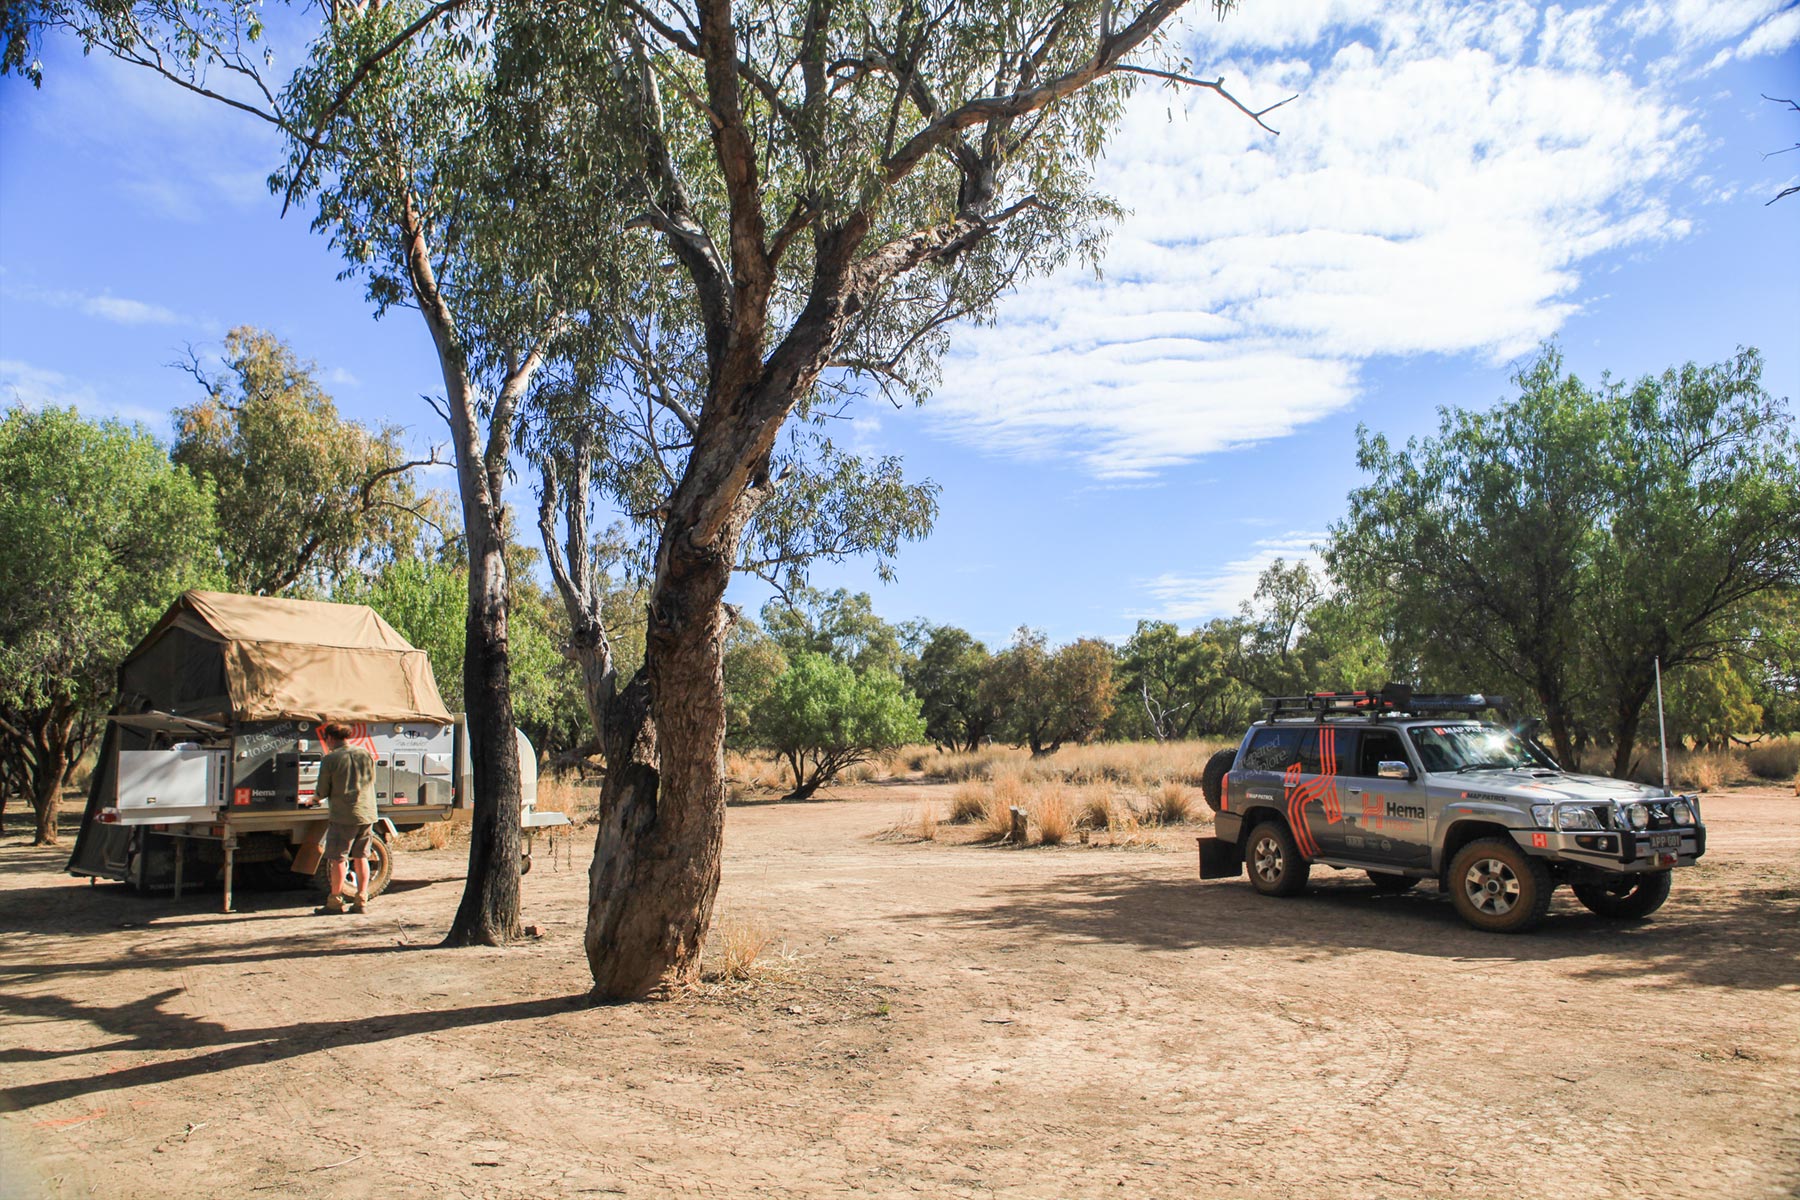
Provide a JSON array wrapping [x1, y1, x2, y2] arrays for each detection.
[[0, 405, 219, 843]]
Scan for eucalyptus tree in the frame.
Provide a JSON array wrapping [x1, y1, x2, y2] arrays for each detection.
[[172, 325, 429, 598], [0, 2, 579, 945], [479, 0, 1279, 998]]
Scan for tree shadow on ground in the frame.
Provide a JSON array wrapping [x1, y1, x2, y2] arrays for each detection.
[[0, 986, 588, 1110], [904, 870, 1800, 994]]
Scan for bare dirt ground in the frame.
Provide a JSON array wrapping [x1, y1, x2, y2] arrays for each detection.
[[3, 783, 1796, 1200]]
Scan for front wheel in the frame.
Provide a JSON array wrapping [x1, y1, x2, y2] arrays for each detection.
[[1573, 871, 1672, 919], [1245, 821, 1310, 897], [1447, 838, 1553, 933]]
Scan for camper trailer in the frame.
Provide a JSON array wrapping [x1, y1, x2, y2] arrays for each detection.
[[67, 591, 568, 911]]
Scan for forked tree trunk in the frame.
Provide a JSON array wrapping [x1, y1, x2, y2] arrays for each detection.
[[585, 536, 733, 1000], [444, 528, 524, 947]]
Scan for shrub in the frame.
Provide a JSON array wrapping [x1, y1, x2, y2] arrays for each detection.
[[1746, 739, 1800, 782]]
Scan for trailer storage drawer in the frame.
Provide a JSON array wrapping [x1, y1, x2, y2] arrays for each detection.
[[117, 749, 227, 825]]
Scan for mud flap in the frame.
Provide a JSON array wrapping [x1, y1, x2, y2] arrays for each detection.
[[1197, 836, 1243, 880], [288, 820, 329, 877]]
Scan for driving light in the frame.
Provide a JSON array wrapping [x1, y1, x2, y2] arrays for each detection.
[[1625, 803, 1650, 830], [1532, 805, 1555, 827], [1557, 806, 1603, 831], [1671, 799, 1695, 825]]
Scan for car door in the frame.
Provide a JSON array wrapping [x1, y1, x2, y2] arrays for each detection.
[[1291, 726, 1353, 859], [1346, 726, 1431, 868]]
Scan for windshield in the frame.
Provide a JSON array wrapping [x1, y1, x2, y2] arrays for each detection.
[[1408, 723, 1548, 774]]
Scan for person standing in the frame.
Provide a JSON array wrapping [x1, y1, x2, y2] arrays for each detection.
[[314, 721, 377, 914]]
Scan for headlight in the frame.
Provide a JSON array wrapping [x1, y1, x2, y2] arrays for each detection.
[[1556, 806, 1602, 831], [1624, 803, 1649, 830], [1671, 799, 1695, 825]]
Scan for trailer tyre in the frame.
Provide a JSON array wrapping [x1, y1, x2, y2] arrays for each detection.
[[310, 829, 395, 900], [1200, 748, 1237, 813]]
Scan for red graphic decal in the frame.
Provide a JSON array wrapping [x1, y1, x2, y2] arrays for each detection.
[[233, 787, 251, 806], [345, 721, 378, 757], [1531, 832, 1548, 848], [1281, 729, 1343, 860]]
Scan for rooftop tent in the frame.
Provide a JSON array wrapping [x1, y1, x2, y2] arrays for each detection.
[[70, 590, 453, 879], [118, 589, 452, 725]]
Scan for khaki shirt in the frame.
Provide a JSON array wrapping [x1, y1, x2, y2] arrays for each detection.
[[316, 745, 377, 826]]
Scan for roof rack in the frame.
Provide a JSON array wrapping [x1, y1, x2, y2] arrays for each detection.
[[1260, 684, 1513, 723]]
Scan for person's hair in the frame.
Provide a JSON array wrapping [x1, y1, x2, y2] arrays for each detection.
[[318, 721, 355, 744]]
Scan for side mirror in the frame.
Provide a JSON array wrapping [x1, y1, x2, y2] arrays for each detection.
[[1378, 760, 1412, 780]]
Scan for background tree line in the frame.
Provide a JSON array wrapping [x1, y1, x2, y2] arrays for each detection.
[[5, 339, 1794, 849]]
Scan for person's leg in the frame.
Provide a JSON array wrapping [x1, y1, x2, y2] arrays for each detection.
[[351, 855, 369, 904]]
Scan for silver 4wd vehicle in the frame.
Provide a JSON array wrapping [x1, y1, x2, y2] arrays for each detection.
[[1196, 686, 1707, 933]]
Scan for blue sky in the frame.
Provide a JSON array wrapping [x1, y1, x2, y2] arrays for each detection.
[[2, 1, 1797, 650]]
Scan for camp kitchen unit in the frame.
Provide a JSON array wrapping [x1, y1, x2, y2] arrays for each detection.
[[68, 590, 568, 911]]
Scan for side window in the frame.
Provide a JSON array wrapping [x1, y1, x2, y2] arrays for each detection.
[[1357, 729, 1405, 777], [1241, 728, 1302, 772], [1298, 727, 1357, 775]]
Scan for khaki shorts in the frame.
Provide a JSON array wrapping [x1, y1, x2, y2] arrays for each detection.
[[323, 823, 375, 863]]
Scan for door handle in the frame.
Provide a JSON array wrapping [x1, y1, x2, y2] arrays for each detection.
[[1347, 786, 1364, 794]]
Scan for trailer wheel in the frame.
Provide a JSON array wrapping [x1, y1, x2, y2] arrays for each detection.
[[310, 829, 395, 900], [520, 852, 532, 876]]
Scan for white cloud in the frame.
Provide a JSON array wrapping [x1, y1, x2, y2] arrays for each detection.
[[0, 359, 165, 426], [1134, 532, 1328, 623], [925, 4, 1698, 478], [323, 366, 361, 387], [79, 294, 183, 326], [3, 281, 194, 328]]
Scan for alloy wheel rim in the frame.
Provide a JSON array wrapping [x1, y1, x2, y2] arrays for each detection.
[[1253, 837, 1283, 881], [1464, 858, 1521, 915]]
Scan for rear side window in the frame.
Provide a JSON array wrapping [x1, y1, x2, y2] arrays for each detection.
[[1241, 728, 1303, 772], [1298, 727, 1358, 775]]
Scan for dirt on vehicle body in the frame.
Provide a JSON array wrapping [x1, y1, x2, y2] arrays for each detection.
[[2, 784, 1795, 1200]]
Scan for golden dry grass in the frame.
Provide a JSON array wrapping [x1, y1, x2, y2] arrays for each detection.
[[947, 783, 989, 824], [1144, 781, 1196, 826], [1031, 785, 1073, 846], [707, 914, 776, 982]]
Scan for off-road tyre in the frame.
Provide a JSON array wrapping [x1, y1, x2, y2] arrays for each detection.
[[1448, 838, 1553, 933], [1245, 820, 1310, 897], [1367, 871, 1419, 894], [309, 829, 394, 900], [1573, 871, 1672, 919], [1200, 748, 1237, 813]]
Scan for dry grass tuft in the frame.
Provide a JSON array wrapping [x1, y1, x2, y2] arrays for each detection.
[[1076, 786, 1115, 830], [1144, 782, 1196, 826], [948, 783, 989, 824], [1032, 786, 1073, 846], [709, 915, 776, 982], [978, 790, 1020, 843], [425, 821, 452, 850]]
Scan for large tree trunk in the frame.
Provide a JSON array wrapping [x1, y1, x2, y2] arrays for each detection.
[[31, 768, 60, 846], [585, 535, 733, 1000], [444, 522, 524, 947], [1609, 685, 1651, 780], [22, 710, 73, 846]]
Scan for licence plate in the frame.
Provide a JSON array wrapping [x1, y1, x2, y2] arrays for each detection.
[[1649, 833, 1680, 850]]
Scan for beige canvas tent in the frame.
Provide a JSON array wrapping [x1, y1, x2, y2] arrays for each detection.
[[117, 590, 451, 725]]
